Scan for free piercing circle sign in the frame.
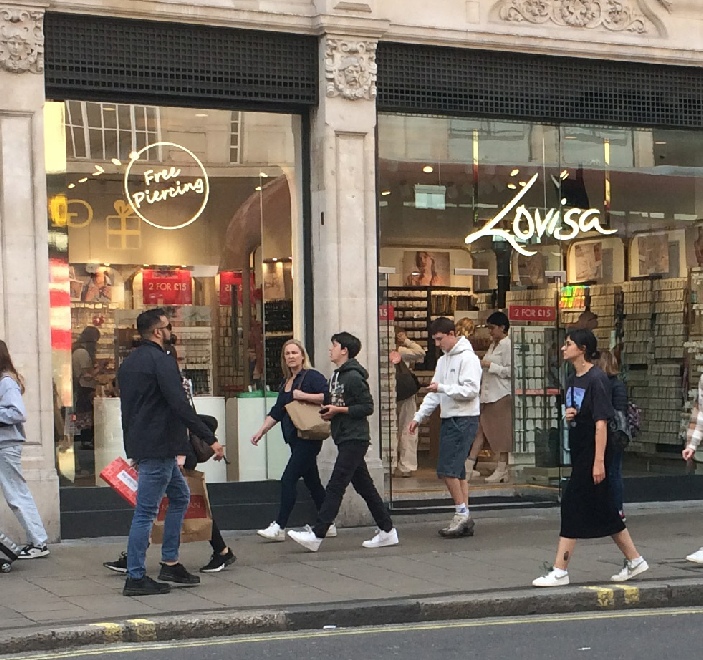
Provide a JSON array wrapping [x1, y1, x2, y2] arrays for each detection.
[[124, 142, 210, 230]]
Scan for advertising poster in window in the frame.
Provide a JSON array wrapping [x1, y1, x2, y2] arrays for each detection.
[[142, 268, 193, 305], [637, 233, 669, 276], [403, 250, 450, 286], [573, 241, 603, 282]]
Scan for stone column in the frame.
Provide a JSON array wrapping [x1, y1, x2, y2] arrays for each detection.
[[0, 2, 60, 542], [310, 34, 386, 526]]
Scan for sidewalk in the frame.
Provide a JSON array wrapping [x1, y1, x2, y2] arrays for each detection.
[[3, 503, 703, 654]]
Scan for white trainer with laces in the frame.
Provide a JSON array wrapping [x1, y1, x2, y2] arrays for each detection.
[[362, 528, 399, 549], [327, 524, 338, 538], [532, 568, 569, 587], [18, 544, 49, 559], [257, 522, 286, 542], [610, 557, 649, 582], [287, 526, 323, 552], [686, 548, 703, 564]]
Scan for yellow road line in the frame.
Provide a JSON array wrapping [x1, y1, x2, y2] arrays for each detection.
[[583, 586, 615, 607], [15, 607, 703, 660], [126, 619, 156, 643], [89, 623, 123, 644], [612, 584, 640, 605]]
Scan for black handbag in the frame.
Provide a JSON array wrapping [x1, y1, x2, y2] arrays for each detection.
[[189, 413, 218, 463]]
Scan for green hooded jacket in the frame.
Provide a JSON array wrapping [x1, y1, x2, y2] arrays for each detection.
[[327, 358, 374, 445]]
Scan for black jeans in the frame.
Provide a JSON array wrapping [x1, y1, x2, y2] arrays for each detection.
[[277, 437, 326, 528], [313, 442, 393, 538]]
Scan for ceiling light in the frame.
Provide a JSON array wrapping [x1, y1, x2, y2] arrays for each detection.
[[128, 151, 139, 161], [255, 186, 262, 191], [259, 171, 269, 178], [381, 190, 391, 196], [78, 177, 88, 183], [422, 165, 433, 173], [654, 141, 667, 145], [67, 183, 75, 189], [518, 181, 526, 187], [102, 106, 116, 112], [560, 170, 569, 179], [103, 263, 111, 267], [510, 169, 519, 177], [564, 136, 577, 140], [272, 258, 278, 262], [111, 158, 121, 166], [561, 198, 568, 205], [195, 113, 208, 118], [93, 165, 105, 176], [507, 183, 517, 190]]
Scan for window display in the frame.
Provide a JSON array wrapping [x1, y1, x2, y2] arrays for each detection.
[[46, 101, 302, 487]]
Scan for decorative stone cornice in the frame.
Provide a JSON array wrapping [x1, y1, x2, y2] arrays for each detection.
[[498, 0, 652, 34], [324, 37, 377, 101], [0, 5, 43, 73]]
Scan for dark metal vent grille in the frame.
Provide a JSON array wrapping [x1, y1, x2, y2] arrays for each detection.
[[45, 13, 318, 108], [377, 42, 703, 129]]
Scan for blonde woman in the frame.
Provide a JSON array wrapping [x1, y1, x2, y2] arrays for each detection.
[[0, 341, 50, 559], [251, 340, 333, 542]]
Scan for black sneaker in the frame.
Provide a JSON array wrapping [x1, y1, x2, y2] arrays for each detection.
[[103, 552, 128, 574], [158, 562, 201, 585], [123, 576, 171, 597], [200, 549, 236, 573]]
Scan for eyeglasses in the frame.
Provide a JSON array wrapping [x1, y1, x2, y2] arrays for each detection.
[[156, 323, 172, 331]]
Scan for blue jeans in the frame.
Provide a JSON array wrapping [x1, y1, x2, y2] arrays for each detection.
[[127, 458, 190, 579], [0, 445, 48, 546]]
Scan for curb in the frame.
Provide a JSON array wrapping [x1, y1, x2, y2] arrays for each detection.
[[2, 579, 703, 655]]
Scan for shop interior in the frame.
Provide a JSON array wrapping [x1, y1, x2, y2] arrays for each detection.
[[46, 101, 303, 487], [377, 115, 703, 506]]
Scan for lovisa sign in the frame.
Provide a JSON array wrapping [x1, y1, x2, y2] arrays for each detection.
[[465, 173, 616, 257]]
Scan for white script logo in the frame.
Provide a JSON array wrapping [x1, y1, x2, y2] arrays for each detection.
[[124, 142, 210, 231], [464, 173, 616, 257]]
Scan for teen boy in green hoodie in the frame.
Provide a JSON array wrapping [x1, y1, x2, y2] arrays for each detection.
[[288, 332, 399, 552]]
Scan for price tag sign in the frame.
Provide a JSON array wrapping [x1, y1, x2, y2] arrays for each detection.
[[142, 269, 192, 305]]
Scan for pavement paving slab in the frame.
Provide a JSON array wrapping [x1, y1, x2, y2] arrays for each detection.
[[3, 504, 703, 654]]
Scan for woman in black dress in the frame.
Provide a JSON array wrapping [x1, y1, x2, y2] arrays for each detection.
[[533, 329, 648, 587]]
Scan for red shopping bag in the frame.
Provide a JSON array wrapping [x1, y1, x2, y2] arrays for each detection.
[[99, 457, 138, 507]]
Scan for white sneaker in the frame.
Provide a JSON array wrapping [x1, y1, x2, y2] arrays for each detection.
[[257, 522, 286, 542], [532, 568, 569, 587], [686, 548, 703, 564], [18, 544, 50, 559], [362, 528, 399, 549], [611, 558, 649, 582], [287, 525, 323, 552], [327, 524, 338, 538]]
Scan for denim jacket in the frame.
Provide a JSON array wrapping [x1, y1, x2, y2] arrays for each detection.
[[0, 374, 27, 446]]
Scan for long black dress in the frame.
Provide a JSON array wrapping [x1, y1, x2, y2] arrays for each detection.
[[560, 366, 626, 539]]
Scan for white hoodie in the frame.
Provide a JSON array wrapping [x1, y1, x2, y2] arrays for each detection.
[[414, 336, 482, 421]]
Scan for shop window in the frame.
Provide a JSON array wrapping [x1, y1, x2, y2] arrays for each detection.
[[64, 101, 161, 163]]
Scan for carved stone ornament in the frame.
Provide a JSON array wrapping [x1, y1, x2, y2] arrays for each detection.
[[325, 39, 377, 101], [0, 6, 44, 74], [499, 0, 650, 34]]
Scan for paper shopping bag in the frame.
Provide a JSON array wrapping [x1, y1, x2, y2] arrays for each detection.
[[151, 469, 213, 544], [99, 457, 138, 507]]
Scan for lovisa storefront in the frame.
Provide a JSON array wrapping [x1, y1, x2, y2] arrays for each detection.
[[2, 0, 703, 539]]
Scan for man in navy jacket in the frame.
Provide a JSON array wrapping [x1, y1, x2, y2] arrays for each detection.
[[118, 308, 224, 597]]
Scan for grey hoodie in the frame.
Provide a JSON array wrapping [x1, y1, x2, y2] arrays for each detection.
[[0, 374, 27, 446]]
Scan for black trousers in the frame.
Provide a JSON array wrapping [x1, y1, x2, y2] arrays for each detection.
[[210, 520, 227, 555], [277, 437, 326, 528], [313, 442, 393, 538]]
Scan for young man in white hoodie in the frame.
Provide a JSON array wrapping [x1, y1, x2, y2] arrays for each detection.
[[409, 317, 482, 538]]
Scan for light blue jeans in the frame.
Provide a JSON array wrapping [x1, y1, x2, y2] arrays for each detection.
[[0, 444, 48, 546], [126, 458, 190, 580]]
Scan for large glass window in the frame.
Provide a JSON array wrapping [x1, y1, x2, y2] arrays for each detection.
[[378, 113, 702, 503], [46, 101, 303, 487]]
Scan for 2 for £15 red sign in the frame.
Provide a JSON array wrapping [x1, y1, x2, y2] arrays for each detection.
[[508, 305, 556, 323], [142, 269, 193, 305]]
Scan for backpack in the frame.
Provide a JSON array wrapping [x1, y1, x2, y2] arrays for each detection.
[[627, 402, 642, 437], [608, 410, 632, 451]]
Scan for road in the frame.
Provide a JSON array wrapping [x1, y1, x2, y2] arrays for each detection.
[[5, 608, 701, 660]]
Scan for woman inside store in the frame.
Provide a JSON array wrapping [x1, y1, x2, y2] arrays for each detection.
[[0, 340, 50, 559], [465, 311, 512, 484], [533, 329, 648, 587], [407, 251, 440, 286], [251, 339, 332, 542], [596, 349, 628, 521], [71, 326, 101, 453]]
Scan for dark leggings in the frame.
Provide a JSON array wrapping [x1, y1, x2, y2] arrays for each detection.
[[210, 519, 227, 555], [276, 437, 326, 528]]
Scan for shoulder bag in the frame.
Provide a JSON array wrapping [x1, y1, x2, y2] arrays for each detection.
[[185, 384, 217, 463], [284, 370, 331, 441]]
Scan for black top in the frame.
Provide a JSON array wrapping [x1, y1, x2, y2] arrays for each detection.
[[326, 359, 374, 446], [117, 341, 216, 461], [607, 375, 628, 413], [268, 369, 328, 444]]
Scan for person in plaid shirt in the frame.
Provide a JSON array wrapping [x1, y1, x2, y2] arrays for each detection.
[[682, 374, 703, 564]]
